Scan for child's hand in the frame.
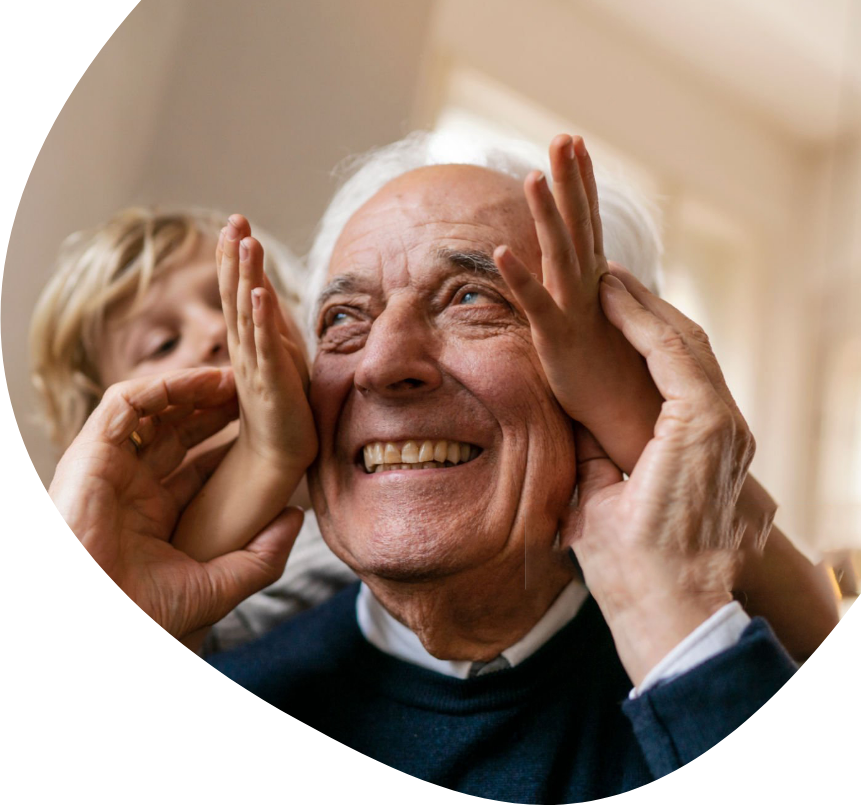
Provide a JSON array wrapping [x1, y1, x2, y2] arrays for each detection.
[[218, 214, 317, 474], [494, 135, 663, 474]]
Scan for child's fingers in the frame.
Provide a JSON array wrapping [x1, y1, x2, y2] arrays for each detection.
[[282, 334, 310, 392], [573, 138, 605, 259], [494, 245, 560, 327], [215, 226, 226, 282], [523, 170, 579, 308], [237, 236, 266, 370], [549, 134, 595, 279], [261, 272, 293, 340], [219, 217, 248, 351], [252, 288, 295, 387]]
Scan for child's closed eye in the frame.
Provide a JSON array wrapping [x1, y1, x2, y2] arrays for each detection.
[[137, 333, 180, 364]]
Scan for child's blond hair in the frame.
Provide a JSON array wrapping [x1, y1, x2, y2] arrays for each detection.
[[31, 207, 304, 451]]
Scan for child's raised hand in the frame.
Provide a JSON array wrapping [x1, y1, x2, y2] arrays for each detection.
[[494, 135, 662, 473], [217, 214, 317, 473]]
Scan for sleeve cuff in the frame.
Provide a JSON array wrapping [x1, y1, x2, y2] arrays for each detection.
[[630, 601, 751, 698]]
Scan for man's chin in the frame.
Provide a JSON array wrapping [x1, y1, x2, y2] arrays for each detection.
[[322, 523, 495, 585]]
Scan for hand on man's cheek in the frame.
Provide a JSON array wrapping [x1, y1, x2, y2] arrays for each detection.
[[307, 164, 577, 588]]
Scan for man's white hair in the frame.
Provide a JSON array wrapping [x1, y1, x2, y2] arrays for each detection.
[[306, 131, 662, 339]]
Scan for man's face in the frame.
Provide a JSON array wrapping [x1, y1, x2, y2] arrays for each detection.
[[309, 165, 576, 583]]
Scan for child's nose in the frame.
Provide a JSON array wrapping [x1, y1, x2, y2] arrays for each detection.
[[197, 310, 229, 365]]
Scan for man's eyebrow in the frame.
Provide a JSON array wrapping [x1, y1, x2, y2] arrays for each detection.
[[316, 274, 365, 310], [436, 248, 502, 279]]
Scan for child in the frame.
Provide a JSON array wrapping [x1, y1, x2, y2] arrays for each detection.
[[31, 207, 355, 652]]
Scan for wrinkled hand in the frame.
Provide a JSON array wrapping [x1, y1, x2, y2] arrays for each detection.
[[49, 367, 304, 643], [494, 135, 662, 473], [562, 269, 758, 685]]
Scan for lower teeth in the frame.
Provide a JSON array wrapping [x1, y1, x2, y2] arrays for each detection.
[[372, 460, 460, 473]]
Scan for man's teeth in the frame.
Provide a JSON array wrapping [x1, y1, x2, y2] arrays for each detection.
[[363, 440, 479, 473]]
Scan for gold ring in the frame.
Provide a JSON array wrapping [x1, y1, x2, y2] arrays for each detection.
[[129, 430, 144, 453]]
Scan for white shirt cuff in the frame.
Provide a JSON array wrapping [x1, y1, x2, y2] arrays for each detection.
[[629, 601, 751, 699]]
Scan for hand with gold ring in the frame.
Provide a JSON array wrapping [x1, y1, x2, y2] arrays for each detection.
[[128, 430, 144, 454], [49, 366, 306, 646]]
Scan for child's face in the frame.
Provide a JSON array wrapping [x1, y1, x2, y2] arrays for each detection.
[[98, 238, 228, 387], [96, 236, 309, 467]]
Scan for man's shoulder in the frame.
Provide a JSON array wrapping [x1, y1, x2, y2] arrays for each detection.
[[206, 582, 363, 703]]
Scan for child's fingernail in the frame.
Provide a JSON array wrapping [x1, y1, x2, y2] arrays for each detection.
[[240, 239, 249, 260], [567, 138, 576, 160], [601, 273, 625, 291], [573, 137, 586, 158], [226, 219, 239, 240], [252, 288, 263, 309], [218, 227, 226, 247]]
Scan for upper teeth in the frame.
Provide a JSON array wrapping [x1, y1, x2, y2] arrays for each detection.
[[362, 440, 478, 472]]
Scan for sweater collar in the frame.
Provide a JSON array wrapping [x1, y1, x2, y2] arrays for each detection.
[[356, 580, 589, 679]]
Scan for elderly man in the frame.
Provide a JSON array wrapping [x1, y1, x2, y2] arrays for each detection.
[[51, 134, 799, 803]]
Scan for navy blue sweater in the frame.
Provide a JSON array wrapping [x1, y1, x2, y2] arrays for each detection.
[[209, 584, 795, 803]]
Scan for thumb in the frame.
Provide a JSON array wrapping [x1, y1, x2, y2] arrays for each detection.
[[198, 507, 305, 628], [574, 423, 623, 502]]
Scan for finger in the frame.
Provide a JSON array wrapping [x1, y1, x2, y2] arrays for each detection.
[[598, 274, 719, 406], [574, 137, 605, 258], [523, 169, 579, 307], [607, 262, 737, 413], [84, 368, 236, 445], [238, 236, 266, 370], [262, 272, 292, 340], [220, 221, 241, 352], [283, 334, 310, 393], [215, 226, 226, 282], [549, 134, 595, 277], [251, 287, 294, 385], [494, 245, 561, 323], [573, 422, 623, 502]]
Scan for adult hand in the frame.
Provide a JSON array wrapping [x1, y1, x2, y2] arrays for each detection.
[[563, 268, 757, 686], [49, 367, 304, 645]]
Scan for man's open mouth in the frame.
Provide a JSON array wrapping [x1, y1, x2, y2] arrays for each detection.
[[360, 440, 482, 474]]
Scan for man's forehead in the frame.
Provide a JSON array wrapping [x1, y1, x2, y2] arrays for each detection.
[[326, 164, 532, 281]]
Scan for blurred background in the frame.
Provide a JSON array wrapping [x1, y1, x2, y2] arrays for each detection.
[[3, 0, 860, 581]]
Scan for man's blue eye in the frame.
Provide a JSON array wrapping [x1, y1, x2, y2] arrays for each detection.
[[332, 312, 348, 324], [460, 291, 481, 305]]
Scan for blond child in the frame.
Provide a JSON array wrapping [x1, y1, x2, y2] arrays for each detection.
[[31, 208, 355, 652]]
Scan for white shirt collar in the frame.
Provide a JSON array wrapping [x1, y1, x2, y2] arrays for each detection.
[[356, 580, 589, 679]]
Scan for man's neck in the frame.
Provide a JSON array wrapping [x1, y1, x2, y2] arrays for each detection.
[[360, 553, 575, 663]]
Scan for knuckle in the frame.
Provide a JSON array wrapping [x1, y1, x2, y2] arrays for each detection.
[[685, 323, 712, 350], [655, 325, 688, 356]]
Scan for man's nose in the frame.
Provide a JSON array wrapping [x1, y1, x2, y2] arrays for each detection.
[[353, 301, 442, 398]]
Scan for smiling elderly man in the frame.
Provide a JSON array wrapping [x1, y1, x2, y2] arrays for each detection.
[[208, 136, 794, 801], [50, 134, 798, 804]]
